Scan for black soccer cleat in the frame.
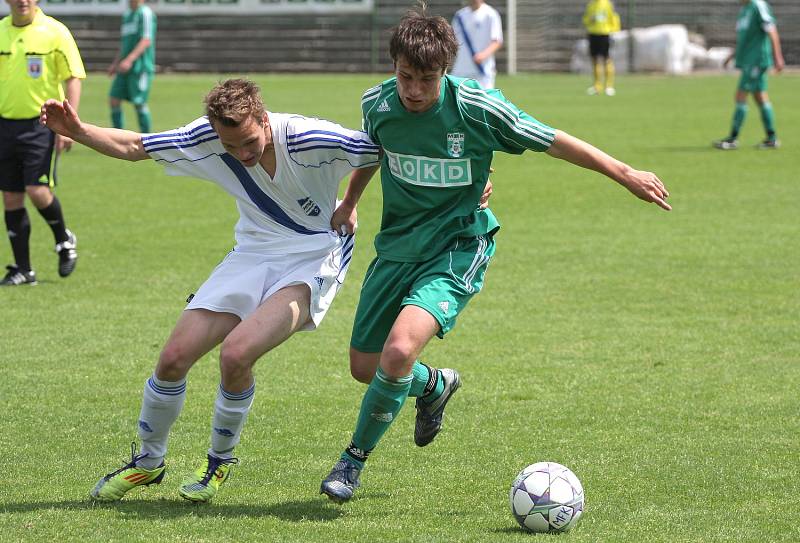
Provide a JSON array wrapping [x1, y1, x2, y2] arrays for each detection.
[[414, 368, 461, 447], [56, 229, 77, 278], [0, 265, 37, 286]]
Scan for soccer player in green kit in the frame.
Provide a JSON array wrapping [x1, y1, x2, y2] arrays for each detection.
[[319, 5, 671, 503], [108, 0, 156, 132], [714, 0, 784, 150]]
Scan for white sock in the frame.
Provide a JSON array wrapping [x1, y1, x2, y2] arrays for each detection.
[[136, 374, 186, 469], [209, 382, 255, 459]]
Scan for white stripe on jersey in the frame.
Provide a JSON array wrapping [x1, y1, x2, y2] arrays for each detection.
[[361, 84, 382, 106], [460, 95, 553, 148], [141, 6, 154, 40], [459, 85, 555, 143]]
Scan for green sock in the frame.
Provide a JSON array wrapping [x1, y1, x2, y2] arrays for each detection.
[[758, 102, 776, 139], [111, 107, 124, 129], [136, 104, 152, 133], [344, 367, 412, 468], [730, 102, 747, 139]]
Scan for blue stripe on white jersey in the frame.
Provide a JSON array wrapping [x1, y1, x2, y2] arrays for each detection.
[[142, 122, 218, 153], [287, 129, 379, 152], [219, 153, 327, 236], [286, 127, 379, 169]]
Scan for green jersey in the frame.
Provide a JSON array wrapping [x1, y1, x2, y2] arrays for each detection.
[[735, 0, 775, 69], [120, 5, 156, 73], [361, 75, 555, 262]]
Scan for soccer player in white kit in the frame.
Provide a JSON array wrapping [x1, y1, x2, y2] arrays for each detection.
[[40, 78, 380, 503], [451, 0, 503, 89]]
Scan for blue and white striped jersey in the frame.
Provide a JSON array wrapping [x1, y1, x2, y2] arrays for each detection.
[[141, 113, 380, 254]]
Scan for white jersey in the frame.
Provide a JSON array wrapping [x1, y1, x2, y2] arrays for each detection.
[[451, 3, 504, 89], [141, 113, 380, 256]]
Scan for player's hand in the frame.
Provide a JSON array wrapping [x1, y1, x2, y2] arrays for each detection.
[[107, 61, 118, 76], [473, 52, 487, 65], [619, 168, 671, 211], [55, 134, 73, 153], [480, 177, 493, 209], [331, 200, 358, 236], [40, 99, 83, 140], [774, 55, 785, 73], [118, 58, 133, 74]]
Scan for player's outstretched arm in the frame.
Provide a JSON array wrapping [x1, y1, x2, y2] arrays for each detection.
[[331, 164, 379, 235], [546, 130, 671, 211], [40, 99, 148, 161]]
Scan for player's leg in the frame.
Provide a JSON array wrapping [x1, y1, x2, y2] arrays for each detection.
[[322, 306, 438, 503], [91, 309, 238, 501], [754, 82, 778, 148], [587, 35, 603, 95], [0, 120, 34, 284], [350, 347, 440, 401], [715, 71, 752, 149], [109, 74, 127, 128], [21, 121, 76, 277], [130, 72, 154, 133], [1, 190, 36, 286], [179, 283, 311, 502]]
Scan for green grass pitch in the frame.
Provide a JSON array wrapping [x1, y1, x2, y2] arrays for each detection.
[[1, 72, 798, 542]]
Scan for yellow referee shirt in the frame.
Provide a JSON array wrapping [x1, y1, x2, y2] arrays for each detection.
[[583, 0, 621, 36], [0, 7, 86, 119]]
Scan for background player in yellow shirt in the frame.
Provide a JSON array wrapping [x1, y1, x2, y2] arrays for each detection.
[[583, 0, 620, 96], [0, 0, 85, 285]]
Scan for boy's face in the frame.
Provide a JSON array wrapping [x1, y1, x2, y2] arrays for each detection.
[[214, 113, 272, 168], [394, 56, 445, 113]]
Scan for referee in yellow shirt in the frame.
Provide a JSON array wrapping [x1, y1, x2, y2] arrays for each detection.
[[0, 0, 85, 286], [583, 0, 620, 96]]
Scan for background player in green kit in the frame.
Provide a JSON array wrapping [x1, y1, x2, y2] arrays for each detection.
[[319, 5, 671, 503], [108, 0, 156, 132], [713, 0, 784, 150]]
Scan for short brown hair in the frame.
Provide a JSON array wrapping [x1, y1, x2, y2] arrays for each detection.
[[204, 78, 266, 127], [389, 3, 458, 72]]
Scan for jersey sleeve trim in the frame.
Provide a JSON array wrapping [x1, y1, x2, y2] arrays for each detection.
[[141, 119, 218, 154], [141, 7, 155, 40], [457, 85, 555, 148]]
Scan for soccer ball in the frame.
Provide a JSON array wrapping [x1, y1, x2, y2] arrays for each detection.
[[509, 462, 584, 533]]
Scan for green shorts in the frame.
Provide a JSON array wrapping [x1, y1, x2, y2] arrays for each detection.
[[737, 66, 768, 93], [110, 70, 153, 105], [351, 235, 496, 352]]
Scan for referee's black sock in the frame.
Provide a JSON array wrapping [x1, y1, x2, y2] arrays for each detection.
[[37, 196, 69, 244], [5, 207, 32, 272]]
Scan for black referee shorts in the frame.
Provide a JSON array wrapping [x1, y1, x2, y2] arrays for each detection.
[[588, 34, 611, 59], [0, 117, 56, 192]]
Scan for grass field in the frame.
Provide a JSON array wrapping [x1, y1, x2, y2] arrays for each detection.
[[1, 71, 798, 543]]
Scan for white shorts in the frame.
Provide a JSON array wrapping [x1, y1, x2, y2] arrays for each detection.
[[186, 234, 354, 331]]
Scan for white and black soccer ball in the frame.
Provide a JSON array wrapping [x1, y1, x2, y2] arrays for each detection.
[[509, 461, 584, 533]]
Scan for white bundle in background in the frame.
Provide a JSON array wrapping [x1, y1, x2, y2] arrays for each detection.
[[570, 24, 729, 75]]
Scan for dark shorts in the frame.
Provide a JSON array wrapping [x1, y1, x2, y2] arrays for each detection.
[[588, 34, 611, 58], [0, 117, 56, 192]]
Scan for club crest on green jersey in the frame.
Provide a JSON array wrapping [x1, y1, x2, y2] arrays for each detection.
[[447, 132, 465, 158]]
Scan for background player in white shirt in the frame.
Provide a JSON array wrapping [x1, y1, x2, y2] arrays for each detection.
[[40, 78, 380, 503], [451, 0, 504, 89]]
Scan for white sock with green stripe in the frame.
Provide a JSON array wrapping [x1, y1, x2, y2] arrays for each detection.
[[137, 374, 186, 469], [209, 382, 255, 459]]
